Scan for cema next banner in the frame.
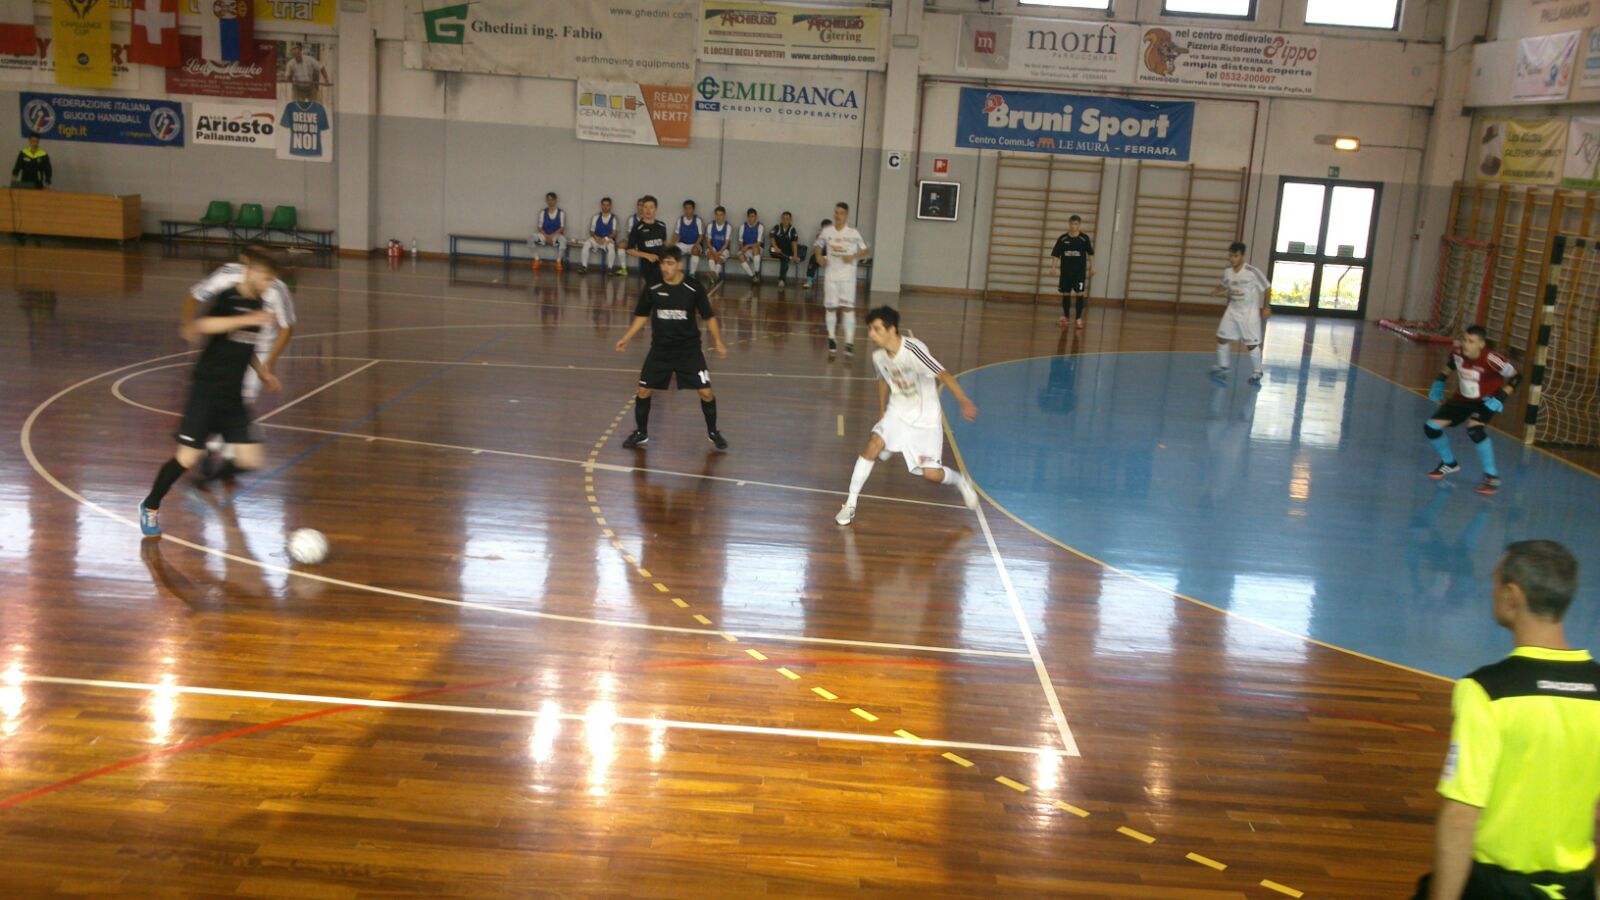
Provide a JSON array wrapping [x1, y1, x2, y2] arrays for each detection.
[[402, 0, 697, 87], [955, 87, 1192, 161]]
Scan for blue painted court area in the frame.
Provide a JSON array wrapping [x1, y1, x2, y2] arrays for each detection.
[[948, 347, 1600, 679]]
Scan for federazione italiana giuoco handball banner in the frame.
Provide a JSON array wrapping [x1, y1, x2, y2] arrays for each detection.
[[575, 80, 691, 148], [957, 14, 1135, 86], [1135, 25, 1317, 96], [955, 87, 1192, 161], [403, 0, 697, 87], [699, 3, 886, 70], [20, 91, 182, 146]]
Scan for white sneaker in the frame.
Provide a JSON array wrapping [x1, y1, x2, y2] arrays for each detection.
[[956, 478, 978, 510], [834, 504, 856, 525]]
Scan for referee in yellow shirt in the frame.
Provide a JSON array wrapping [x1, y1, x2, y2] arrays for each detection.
[[1417, 540, 1599, 900]]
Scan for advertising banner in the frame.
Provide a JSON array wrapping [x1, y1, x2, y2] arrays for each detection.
[[188, 100, 275, 148], [1562, 116, 1600, 189], [692, 67, 865, 127], [165, 34, 275, 98], [1580, 28, 1600, 89], [957, 14, 1135, 86], [276, 97, 329, 161], [1477, 117, 1566, 185], [1513, 30, 1580, 100], [403, 0, 697, 87], [29, 0, 336, 29], [699, 2, 886, 70], [20, 90, 182, 146], [954, 86, 1193, 161], [1133, 25, 1318, 96], [576, 80, 691, 148], [51, 0, 113, 88], [0, 25, 138, 89]]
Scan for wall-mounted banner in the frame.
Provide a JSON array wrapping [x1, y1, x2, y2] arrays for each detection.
[[1581, 29, 1600, 89], [402, 0, 697, 87], [165, 35, 275, 98], [955, 87, 1193, 160], [0, 25, 138, 90], [1513, 30, 1580, 100], [957, 14, 1135, 86], [693, 67, 865, 127], [188, 101, 276, 149], [20, 91, 183, 146], [576, 80, 691, 148], [699, 2, 886, 70], [1477, 117, 1566, 184], [277, 97, 329, 162], [1562, 116, 1600, 188], [1134, 25, 1317, 96], [51, 0, 113, 88], [28, 0, 336, 29]]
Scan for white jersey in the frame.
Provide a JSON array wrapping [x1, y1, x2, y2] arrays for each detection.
[[191, 262, 296, 353], [818, 224, 868, 283], [1220, 263, 1270, 309], [873, 335, 945, 429]]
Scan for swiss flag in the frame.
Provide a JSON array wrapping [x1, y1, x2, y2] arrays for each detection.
[[130, 0, 180, 67], [0, 0, 35, 58], [201, 0, 254, 63]]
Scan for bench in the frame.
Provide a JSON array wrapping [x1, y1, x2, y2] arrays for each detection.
[[748, 249, 873, 289], [161, 202, 333, 250], [449, 233, 536, 264]]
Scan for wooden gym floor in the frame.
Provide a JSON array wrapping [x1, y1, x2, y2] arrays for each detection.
[[0, 244, 1591, 897]]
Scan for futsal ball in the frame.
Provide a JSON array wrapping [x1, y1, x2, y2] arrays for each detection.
[[288, 528, 329, 565]]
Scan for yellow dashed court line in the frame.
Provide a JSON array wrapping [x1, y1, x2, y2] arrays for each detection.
[[623, 554, 637, 565], [1052, 801, 1089, 818], [1185, 853, 1226, 871], [775, 667, 800, 681], [1261, 880, 1304, 898], [652, 583, 669, 593], [719, 633, 738, 642], [1117, 826, 1155, 844], [671, 597, 689, 608], [745, 649, 767, 661], [692, 614, 712, 625], [940, 751, 972, 767], [850, 707, 878, 722], [994, 776, 1029, 793], [810, 687, 837, 701], [893, 729, 921, 742], [637, 568, 652, 579]]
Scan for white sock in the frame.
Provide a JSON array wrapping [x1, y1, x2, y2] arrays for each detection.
[[688, 255, 700, 275], [1216, 344, 1230, 369], [940, 469, 966, 491], [846, 456, 874, 506], [206, 435, 224, 454], [826, 309, 838, 340], [607, 245, 617, 269], [741, 257, 755, 276], [842, 310, 856, 344], [1248, 345, 1263, 372], [222, 443, 236, 461], [581, 243, 592, 267]]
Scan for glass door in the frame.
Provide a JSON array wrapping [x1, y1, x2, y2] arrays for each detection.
[[1266, 178, 1381, 318]]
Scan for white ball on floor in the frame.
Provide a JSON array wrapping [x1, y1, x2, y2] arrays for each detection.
[[288, 528, 329, 565]]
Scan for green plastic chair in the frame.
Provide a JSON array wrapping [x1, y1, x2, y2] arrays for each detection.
[[198, 200, 232, 226], [266, 205, 298, 231], [233, 203, 264, 229]]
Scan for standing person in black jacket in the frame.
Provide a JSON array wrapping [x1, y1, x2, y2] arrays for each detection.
[[11, 134, 50, 189]]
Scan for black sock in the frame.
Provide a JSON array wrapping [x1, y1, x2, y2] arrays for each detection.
[[701, 397, 718, 432], [1061, 297, 1072, 318], [1076, 294, 1087, 319], [634, 395, 652, 432], [144, 458, 188, 510]]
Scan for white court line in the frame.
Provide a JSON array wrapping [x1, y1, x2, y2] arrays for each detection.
[[254, 359, 380, 424], [23, 674, 1070, 757], [109, 363, 964, 511]]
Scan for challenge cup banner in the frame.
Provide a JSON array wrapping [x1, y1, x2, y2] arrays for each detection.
[[0, 23, 138, 89], [1134, 25, 1318, 96], [958, 14, 1136, 86], [51, 0, 112, 88], [30, 0, 337, 28], [700, 2, 886, 71], [403, 0, 697, 87]]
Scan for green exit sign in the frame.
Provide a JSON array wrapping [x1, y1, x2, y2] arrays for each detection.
[[1328, 166, 1340, 178]]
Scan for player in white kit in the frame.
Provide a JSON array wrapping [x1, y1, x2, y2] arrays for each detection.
[[815, 202, 870, 357], [835, 306, 980, 526], [1211, 241, 1271, 384]]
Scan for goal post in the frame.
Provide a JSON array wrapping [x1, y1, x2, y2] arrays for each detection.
[[1525, 234, 1600, 448], [1380, 235, 1496, 344]]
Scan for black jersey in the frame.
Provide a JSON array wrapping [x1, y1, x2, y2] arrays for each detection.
[[1051, 232, 1094, 270], [629, 218, 669, 280], [634, 276, 715, 350], [770, 223, 799, 254], [193, 287, 264, 389]]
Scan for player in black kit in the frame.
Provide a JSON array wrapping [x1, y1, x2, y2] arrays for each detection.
[[1049, 215, 1095, 330], [625, 194, 669, 285], [614, 245, 730, 450], [139, 248, 283, 536]]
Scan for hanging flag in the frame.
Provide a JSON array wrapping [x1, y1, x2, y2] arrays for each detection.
[[201, 0, 253, 63], [129, 0, 179, 67], [51, 0, 112, 89], [0, 0, 35, 57]]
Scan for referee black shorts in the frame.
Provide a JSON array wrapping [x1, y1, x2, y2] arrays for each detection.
[[1430, 398, 1495, 427], [639, 346, 711, 391], [1413, 862, 1595, 899], [176, 386, 256, 449]]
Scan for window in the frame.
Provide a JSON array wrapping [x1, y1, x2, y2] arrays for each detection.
[[1020, 0, 1112, 9], [1305, 0, 1400, 29], [1163, 0, 1254, 17]]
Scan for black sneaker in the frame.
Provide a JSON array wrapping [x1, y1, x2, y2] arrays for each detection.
[[1475, 475, 1501, 495], [845, 343, 854, 357], [1427, 461, 1460, 480], [828, 338, 837, 355], [707, 430, 728, 451], [622, 430, 649, 449]]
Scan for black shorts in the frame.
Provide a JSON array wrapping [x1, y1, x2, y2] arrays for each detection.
[[176, 385, 255, 449], [1431, 398, 1495, 427], [1413, 862, 1595, 899], [639, 346, 711, 390], [1059, 268, 1087, 294]]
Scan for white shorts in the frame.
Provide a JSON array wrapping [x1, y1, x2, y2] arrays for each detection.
[[676, 241, 699, 256], [823, 278, 856, 309], [1217, 304, 1262, 344], [872, 414, 943, 475]]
